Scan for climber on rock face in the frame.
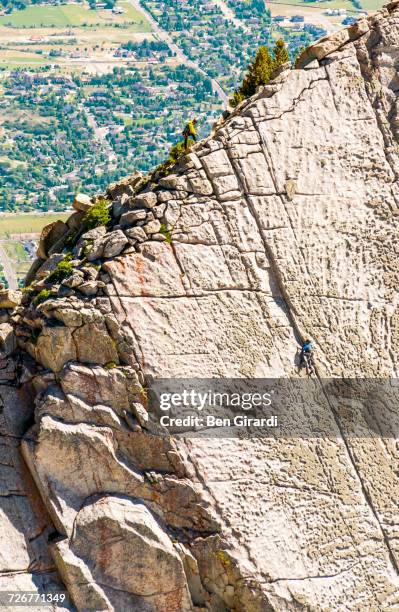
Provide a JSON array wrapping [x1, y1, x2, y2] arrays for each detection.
[[183, 118, 198, 151], [299, 339, 315, 375]]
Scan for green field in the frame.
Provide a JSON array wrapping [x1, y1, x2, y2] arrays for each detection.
[[0, 213, 70, 236], [118, 0, 148, 22], [268, 0, 357, 9], [0, 2, 150, 29], [0, 52, 49, 66], [360, 0, 385, 9], [278, 0, 385, 10]]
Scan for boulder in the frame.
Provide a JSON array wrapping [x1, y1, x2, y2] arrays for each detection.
[[144, 219, 161, 235], [0, 323, 17, 357], [36, 220, 69, 260], [0, 290, 22, 310], [77, 281, 99, 296], [62, 271, 84, 289], [81, 266, 99, 281], [125, 227, 147, 242], [73, 322, 119, 365], [85, 230, 128, 261], [35, 326, 77, 372], [133, 192, 157, 209], [131, 402, 149, 427], [112, 193, 131, 218], [120, 210, 147, 227], [153, 204, 166, 219], [66, 211, 85, 231], [85, 239, 105, 261], [103, 230, 129, 258], [73, 193, 92, 212], [121, 209, 147, 224], [49, 307, 83, 328], [68, 496, 192, 611], [152, 233, 167, 242], [106, 172, 143, 200], [60, 362, 133, 412], [35, 254, 65, 280], [159, 174, 180, 190], [50, 539, 111, 612], [76, 227, 107, 260], [81, 226, 107, 242], [157, 191, 175, 203], [294, 23, 369, 68], [188, 174, 213, 196]]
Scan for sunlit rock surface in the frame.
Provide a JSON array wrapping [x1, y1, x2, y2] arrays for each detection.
[[1, 4, 399, 609]]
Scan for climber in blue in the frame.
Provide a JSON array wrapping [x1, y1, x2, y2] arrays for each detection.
[[299, 340, 313, 368]]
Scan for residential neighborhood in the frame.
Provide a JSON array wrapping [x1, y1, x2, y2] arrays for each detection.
[[0, 0, 382, 213]]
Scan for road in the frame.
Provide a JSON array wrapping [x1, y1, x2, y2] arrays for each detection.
[[85, 109, 118, 167], [129, 0, 229, 106], [0, 242, 17, 290], [212, 0, 251, 32]]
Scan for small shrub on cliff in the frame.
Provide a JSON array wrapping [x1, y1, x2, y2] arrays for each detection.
[[159, 223, 172, 244], [47, 253, 73, 284], [33, 289, 51, 307], [83, 197, 111, 231], [140, 386, 148, 403], [105, 361, 118, 369], [230, 40, 289, 107], [168, 140, 193, 164]]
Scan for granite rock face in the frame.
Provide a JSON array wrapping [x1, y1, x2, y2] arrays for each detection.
[[2, 5, 399, 610]]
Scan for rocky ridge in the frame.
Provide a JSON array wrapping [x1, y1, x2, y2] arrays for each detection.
[[1, 3, 399, 609]]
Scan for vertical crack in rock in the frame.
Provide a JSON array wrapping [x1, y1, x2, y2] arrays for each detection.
[[221, 82, 399, 578], [317, 381, 399, 575]]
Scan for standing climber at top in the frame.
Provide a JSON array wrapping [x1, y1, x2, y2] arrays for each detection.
[[183, 118, 198, 151]]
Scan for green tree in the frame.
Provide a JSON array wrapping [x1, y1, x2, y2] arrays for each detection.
[[230, 41, 290, 108], [230, 46, 273, 107], [272, 39, 289, 70]]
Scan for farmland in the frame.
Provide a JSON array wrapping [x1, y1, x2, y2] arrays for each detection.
[[0, 212, 70, 236], [0, 1, 150, 28]]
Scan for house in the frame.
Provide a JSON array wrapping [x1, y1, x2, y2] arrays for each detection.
[[325, 8, 347, 16], [342, 16, 357, 25]]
